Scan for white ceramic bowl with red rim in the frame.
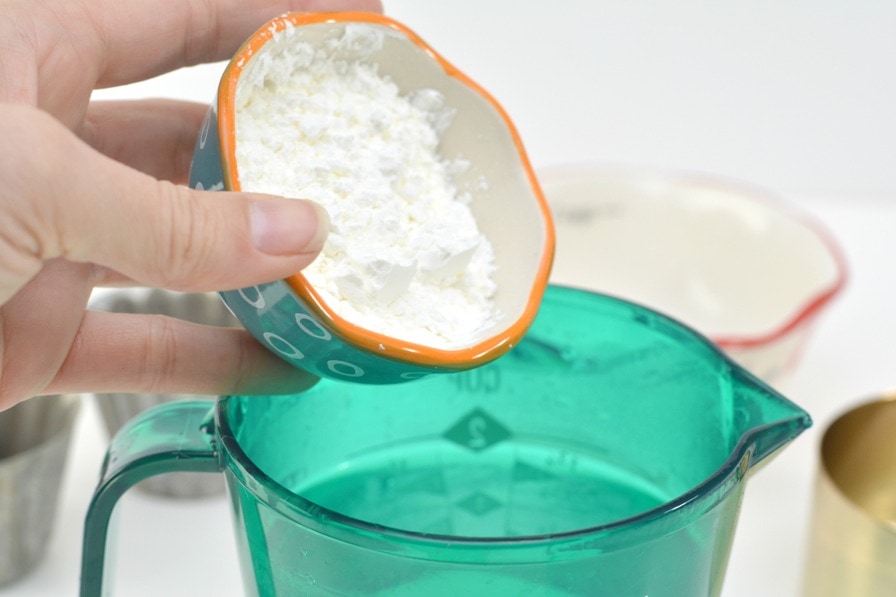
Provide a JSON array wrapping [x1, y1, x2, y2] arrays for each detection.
[[538, 163, 847, 383]]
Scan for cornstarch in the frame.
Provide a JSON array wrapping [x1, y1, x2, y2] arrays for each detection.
[[234, 24, 498, 349]]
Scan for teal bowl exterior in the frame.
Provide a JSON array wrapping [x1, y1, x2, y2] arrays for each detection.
[[189, 107, 441, 384]]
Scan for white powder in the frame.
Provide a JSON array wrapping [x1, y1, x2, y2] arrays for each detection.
[[234, 24, 498, 349]]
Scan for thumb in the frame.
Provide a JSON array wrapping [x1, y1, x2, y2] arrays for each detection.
[[0, 104, 327, 295]]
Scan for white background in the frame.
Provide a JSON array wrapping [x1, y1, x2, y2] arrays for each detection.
[[5, 2, 896, 596]]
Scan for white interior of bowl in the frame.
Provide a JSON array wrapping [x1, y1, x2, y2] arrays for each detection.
[[234, 21, 549, 348], [541, 165, 843, 339]]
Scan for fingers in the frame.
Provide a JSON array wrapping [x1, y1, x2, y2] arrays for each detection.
[[45, 310, 320, 396], [82, 99, 208, 184], [0, 104, 327, 301], [89, 0, 384, 88], [0, 259, 97, 406]]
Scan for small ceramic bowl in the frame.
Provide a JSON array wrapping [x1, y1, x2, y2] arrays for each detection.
[[539, 164, 847, 383], [189, 13, 554, 384]]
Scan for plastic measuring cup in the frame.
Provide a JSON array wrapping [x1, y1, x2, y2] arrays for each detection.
[[80, 286, 810, 596]]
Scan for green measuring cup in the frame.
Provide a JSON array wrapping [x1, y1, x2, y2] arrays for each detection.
[[80, 285, 810, 596]]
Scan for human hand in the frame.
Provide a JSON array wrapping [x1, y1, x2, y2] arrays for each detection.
[[0, 0, 383, 410]]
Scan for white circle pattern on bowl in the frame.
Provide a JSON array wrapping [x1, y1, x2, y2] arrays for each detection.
[[220, 283, 443, 384]]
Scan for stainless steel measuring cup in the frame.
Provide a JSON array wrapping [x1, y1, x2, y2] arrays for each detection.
[[802, 393, 896, 596], [0, 394, 80, 585]]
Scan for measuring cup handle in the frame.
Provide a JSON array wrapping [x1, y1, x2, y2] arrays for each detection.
[[80, 400, 220, 597]]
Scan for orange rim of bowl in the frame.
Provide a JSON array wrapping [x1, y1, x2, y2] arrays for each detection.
[[217, 12, 554, 369]]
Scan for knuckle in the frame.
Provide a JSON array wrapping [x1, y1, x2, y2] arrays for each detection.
[[181, 0, 221, 65], [139, 314, 180, 392], [0, 105, 64, 268], [152, 182, 217, 288]]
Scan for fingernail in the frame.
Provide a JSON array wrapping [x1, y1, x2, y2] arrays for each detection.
[[250, 199, 329, 256]]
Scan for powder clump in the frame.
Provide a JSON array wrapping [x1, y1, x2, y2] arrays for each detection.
[[234, 24, 498, 349]]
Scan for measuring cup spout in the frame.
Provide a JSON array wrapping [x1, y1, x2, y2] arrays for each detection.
[[732, 368, 812, 469]]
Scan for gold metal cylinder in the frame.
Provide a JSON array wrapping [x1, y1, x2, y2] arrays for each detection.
[[802, 393, 896, 596]]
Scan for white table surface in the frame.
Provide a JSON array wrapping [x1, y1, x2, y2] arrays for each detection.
[[4, 2, 896, 595]]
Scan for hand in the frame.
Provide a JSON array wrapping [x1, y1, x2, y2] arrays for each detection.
[[0, 0, 383, 409]]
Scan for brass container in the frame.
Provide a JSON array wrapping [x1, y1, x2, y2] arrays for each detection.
[[802, 393, 896, 596]]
